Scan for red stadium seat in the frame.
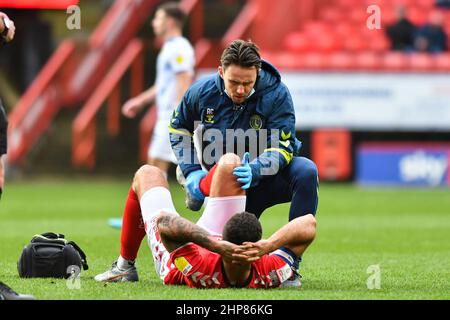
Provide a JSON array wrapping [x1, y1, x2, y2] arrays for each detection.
[[343, 36, 368, 52], [368, 34, 390, 53], [416, 0, 435, 9], [329, 52, 354, 70], [349, 8, 368, 24], [283, 32, 313, 53], [382, 52, 408, 70], [381, 8, 397, 27], [277, 53, 308, 69], [434, 53, 450, 71], [336, 0, 360, 9], [407, 6, 429, 26], [316, 34, 342, 53], [408, 53, 434, 71], [368, 0, 392, 7], [334, 22, 357, 38], [355, 51, 383, 70], [319, 7, 344, 24], [302, 53, 329, 70], [302, 21, 332, 37]]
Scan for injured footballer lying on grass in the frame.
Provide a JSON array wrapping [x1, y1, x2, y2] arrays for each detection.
[[95, 153, 317, 288]]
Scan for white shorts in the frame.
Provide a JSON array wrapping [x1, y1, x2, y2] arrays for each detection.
[[141, 187, 178, 282], [148, 119, 177, 164]]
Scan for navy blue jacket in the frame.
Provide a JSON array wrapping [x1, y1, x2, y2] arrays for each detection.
[[169, 60, 300, 187]]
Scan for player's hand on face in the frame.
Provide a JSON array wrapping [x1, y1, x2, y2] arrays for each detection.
[[122, 97, 142, 118]]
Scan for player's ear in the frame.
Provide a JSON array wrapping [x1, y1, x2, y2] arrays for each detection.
[[218, 66, 224, 79]]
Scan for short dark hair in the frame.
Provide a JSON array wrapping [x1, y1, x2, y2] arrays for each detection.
[[220, 40, 261, 70], [222, 212, 262, 245], [158, 2, 187, 27]]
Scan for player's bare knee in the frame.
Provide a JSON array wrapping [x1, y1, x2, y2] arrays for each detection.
[[218, 153, 241, 167], [217, 153, 241, 176], [133, 165, 168, 198], [210, 153, 243, 197]]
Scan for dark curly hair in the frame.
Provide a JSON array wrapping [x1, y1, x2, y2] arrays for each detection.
[[222, 212, 262, 245]]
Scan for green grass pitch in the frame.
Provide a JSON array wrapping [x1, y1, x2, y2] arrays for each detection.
[[1, 178, 449, 300]]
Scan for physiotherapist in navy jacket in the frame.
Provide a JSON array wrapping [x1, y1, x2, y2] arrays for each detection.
[[169, 40, 319, 285]]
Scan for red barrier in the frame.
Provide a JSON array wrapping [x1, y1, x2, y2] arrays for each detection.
[[72, 40, 144, 169], [312, 129, 352, 181], [7, 40, 76, 164]]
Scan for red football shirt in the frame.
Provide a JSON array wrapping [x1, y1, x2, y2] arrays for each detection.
[[163, 243, 294, 288]]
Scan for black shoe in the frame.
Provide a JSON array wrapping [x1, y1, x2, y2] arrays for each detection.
[[0, 281, 35, 300], [176, 166, 204, 211]]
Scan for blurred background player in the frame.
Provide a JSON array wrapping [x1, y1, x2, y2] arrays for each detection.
[[95, 153, 317, 288], [121, 1, 195, 176], [109, 1, 195, 229], [169, 40, 319, 285]]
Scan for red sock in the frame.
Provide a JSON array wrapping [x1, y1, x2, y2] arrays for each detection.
[[120, 187, 146, 261], [199, 164, 218, 197]]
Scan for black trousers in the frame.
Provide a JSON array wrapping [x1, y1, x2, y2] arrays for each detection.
[[0, 99, 7, 156]]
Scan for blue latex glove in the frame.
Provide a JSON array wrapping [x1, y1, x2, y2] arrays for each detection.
[[233, 152, 252, 190], [186, 169, 207, 201]]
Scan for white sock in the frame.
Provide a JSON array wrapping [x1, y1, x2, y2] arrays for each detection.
[[139, 186, 178, 227], [196, 195, 246, 236], [139, 186, 178, 281], [117, 255, 134, 270]]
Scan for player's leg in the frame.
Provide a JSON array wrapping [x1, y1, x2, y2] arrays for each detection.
[[246, 157, 318, 219], [95, 165, 177, 282], [196, 153, 246, 236], [245, 156, 318, 286], [95, 188, 146, 281], [148, 157, 170, 177], [148, 119, 177, 178], [132, 165, 180, 282], [114, 165, 170, 274]]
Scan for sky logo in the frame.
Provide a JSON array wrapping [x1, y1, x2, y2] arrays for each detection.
[[399, 151, 448, 186], [357, 143, 450, 187]]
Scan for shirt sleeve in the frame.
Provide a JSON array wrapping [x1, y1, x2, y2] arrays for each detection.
[[169, 42, 195, 74], [169, 243, 204, 277]]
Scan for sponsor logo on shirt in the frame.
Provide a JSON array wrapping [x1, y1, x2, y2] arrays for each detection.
[[174, 257, 192, 276]]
